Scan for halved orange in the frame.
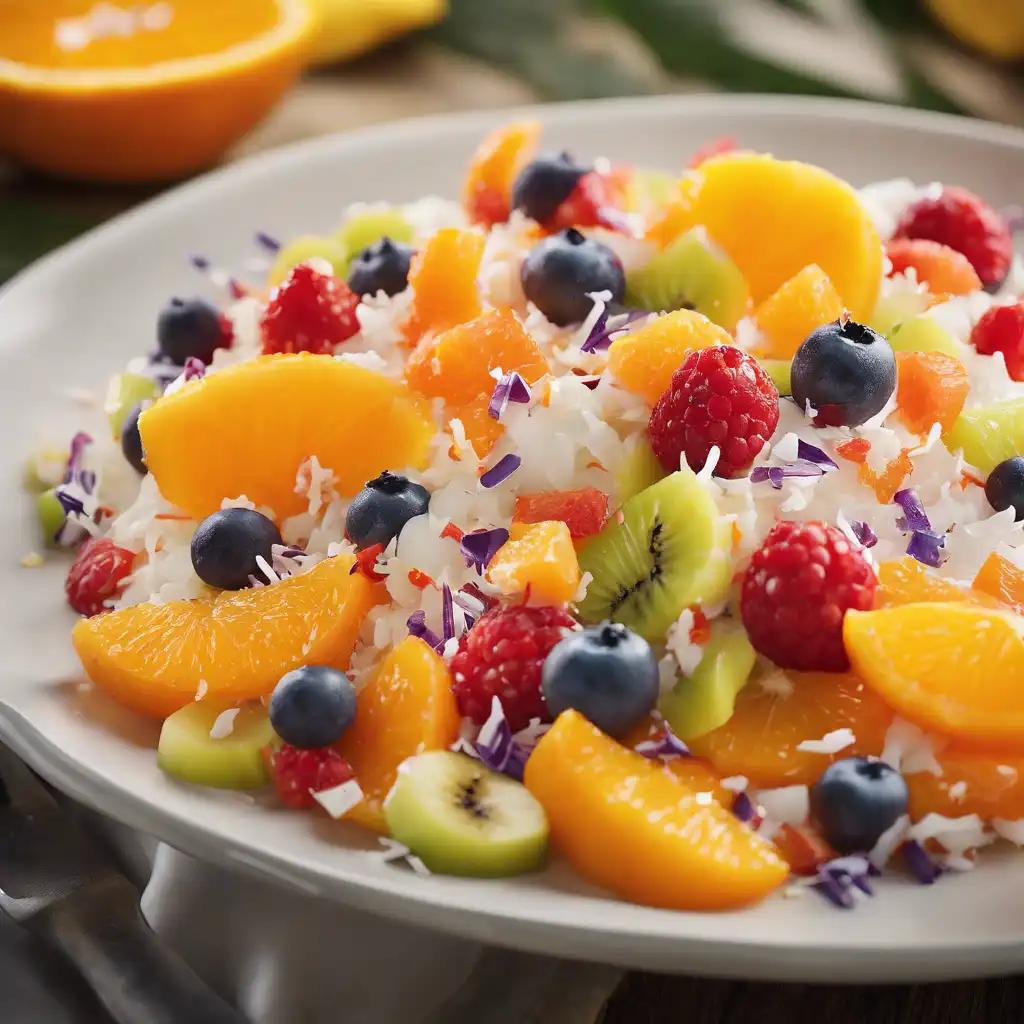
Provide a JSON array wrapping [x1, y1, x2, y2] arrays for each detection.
[[0, 1, 311, 181]]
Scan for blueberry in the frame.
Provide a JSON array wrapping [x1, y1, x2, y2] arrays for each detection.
[[191, 508, 282, 591], [521, 229, 625, 327], [986, 456, 1024, 520], [345, 472, 430, 550], [810, 757, 909, 855], [120, 403, 148, 475], [791, 319, 897, 427], [512, 152, 589, 224], [541, 622, 658, 738], [270, 665, 358, 749], [157, 296, 225, 366], [347, 237, 416, 298]]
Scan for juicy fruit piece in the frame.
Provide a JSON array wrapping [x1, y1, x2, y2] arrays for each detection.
[[260, 264, 360, 355], [628, 168, 677, 216], [858, 449, 914, 505], [104, 373, 161, 438], [908, 747, 1024, 822], [973, 552, 1024, 613], [521, 229, 625, 327], [269, 745, 354, 811], [876, 557, 966, 608], [606, 308, 732, 405], [869, 289, 933, 338], [772, 824, 835, 876], [335, 207, 415, 260], [760, 358, 792, 396], [659, 153, 883, 319], [158, 297, 231, 366], [347, 238, 415, 298], [753, 264, 845, 360], [741, 520, 877, 672], [894, 350, 969, 435], [512, 152, 589, 224], [791, 319, 897, 428], [158, 702, 275, 790], [970, 303, 1024, 381], [577, 470, 731, 641], [268, 236, 348, 287], [886, 314, 960, 358], [624, 228, 750, 333], [512, 488, 609, 541], [487, 521, 581, 605], [384, 751, 548, 877], [612, 435, 664, 505], [140, 355, 435, 520], [893, 186, 1013, 291], [36, 489, 65, 546], [190, 508, 282, 591], [810, 758, 910, 855], [65, 537, 136, 618], [547, 168, 630, 232], [688, 671, 893, 788], [23, 446, 67, 494], [844, 602, 1024, 745], [462, 121, 541, 227], [402, 228, 485, 343], [73, 555, 374, 719], [659, 624, 756, 742], [648, 345, 779, 478], [269, 665, 358, 749], [885, 238, 982, 296], [943, 398, 1024, 474], [345, 472, 431, 550], [449, 605, 578, 732], [541, 623, 659, 738], [338, 636, 460, 831], [120, 406, 147, 475], [525, 710, 789, 910]]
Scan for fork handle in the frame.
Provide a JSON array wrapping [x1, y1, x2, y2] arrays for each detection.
[[28, 874, 245, 1024]]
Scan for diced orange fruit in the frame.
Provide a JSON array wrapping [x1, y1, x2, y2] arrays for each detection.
[[606, 309, 731, 405], [72, 555, 374, 719], [752, 265, 845, 360], [462, 121, 541, 227], [513, 487, 610, 540], [771, 824, 835, 876], [835, 437, 871, 464], [858, 449, 913, 504], [337, 636, 461, 832], [845, 602, 1024, 747], [886, 239, 983, 296], [487, 521, 581, 605], [524, 710, 789, 910], [401, 228, 485, 344], [908, 747, 1024, 822], [875, 558, 967, 608], [894, 350, 969, 435], [140, 354, 435, 521], [973, 552, 1024, 614], [688, 671, 894, 788], [648, 153, 883, 319]]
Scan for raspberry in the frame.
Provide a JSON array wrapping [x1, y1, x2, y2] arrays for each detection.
[[450, 605, 578, 732], [260, 264, 360, 355], [269, 744, 354, 810], [648, 345, 780, 479], [549, 171, 625, 232], [740, 520, 877, 672], [893, 186, 1012, 291], [970, 303, 1024, 381], [65, 537, 136, 617]]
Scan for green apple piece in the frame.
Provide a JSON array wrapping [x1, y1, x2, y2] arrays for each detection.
[[335, 207, 415, 268], [104, 373, 161, 438], [944, 398, 1024, 475], [268, 236, 349, 287], [887, 315, 960, 358], [36, 489, 66, 547]]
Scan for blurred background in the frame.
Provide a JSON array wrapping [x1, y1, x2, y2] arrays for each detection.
[[2, 0, 1023, 283]]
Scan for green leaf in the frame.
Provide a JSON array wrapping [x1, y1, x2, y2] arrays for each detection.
[[0, 201, 101, 285]]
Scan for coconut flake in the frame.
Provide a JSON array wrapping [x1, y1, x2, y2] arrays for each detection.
[[868, 813, 911, 869], [993, 818, 1024, 845], [755, 785, 809, 826], [721, 775, 749, 793], [312, 779, 364, 819], [881, 718, 944, 776], [209, 708, 240, 740], [795, 728, 856, 755]]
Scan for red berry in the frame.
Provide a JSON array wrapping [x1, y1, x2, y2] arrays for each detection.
[[217, 312, 235, 349], [970, 302, 1024, 381], [351, 542, 388, 582], [450, 605, 578, 732], [648, 345, 780, 479], [549, 171, 624, 232], [260, 264, 360, 355], [269, 744, 354, 810], [687, 135, 737, 170], [65, 537, 136, 617], [513, 487, 610, 540], [740, 520, 877, 672], [893, 186, 1012, 291]]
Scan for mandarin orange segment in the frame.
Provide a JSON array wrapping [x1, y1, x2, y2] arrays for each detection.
[[606, 309, 732, 405], [644, 175, 702, 248], [894, 350, 970, 435], [688, 672, 894, 788], [140, 354, 435, 521], [487, 521, 581, 605], [875, 558, 967, 608], [752, 264, 845, 360], [845, 603, 1024, 747], [972, 552, 1024, 614], [524, 710, 789, 910], [72, 555, 375, 719], [401, 228, 485, 344], [908, 747, 1024, 822], [886, 239, 983, 296], [462, 121, 541, 227], [337, 636, 461, 832]]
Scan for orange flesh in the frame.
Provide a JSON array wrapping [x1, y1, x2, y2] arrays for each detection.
[[894, 350, 969, 435], [401, 229, 485, 344], [973, 553, 1024, 614], [753, 264, 845, 360]]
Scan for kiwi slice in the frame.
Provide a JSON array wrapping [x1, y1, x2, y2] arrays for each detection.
[[383, 751, 548, 877], [104, 373, 161, 439], [577, 470, 732, 641], [886, 315, 959, 358], [335, 207, 415, 267], [613, 434, 665, 505], [268, 236, 349, 286], [625, 227, 749, 332], [944, 398, 1024, 474], [659, 623, 755, 742], [759, 359, 792, 397], [158, 702, 276, 790]]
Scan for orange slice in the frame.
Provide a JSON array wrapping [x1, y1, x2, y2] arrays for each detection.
[[908, 746, 1024, 822], [462, 121, 541, 227], [752, 264, 845, 360], [973, 552, 1024, 614], [487, 521, 581, 605], [875, 557, 967, 608], [0, 1, 311, 182]]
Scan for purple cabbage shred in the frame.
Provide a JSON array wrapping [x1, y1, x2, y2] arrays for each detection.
[[474, 698, 529, 781], [750, 461, 825, 490], [906, 530, 947, 568], [189, 255, 211, 272], [849, 519, 878, 549], [634, 727, 690, 760], [580, 307, 649, 354], [407, 610, 443, 652], [479, 454, 521, 489], [256, 232, 282, 253], [731, 792, 755, 823], [796, 439, 838, 470], [487, 371, 531, 421], [901, 840, 942, 885], [441, 583, 455, 643], [183, 357, 206, 381], [459, 528, 510, 574], [813, 855, 875, 909], [893, 488, 930, 533]]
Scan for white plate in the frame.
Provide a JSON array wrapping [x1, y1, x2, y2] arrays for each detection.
[[4, 95, 1024, 984]]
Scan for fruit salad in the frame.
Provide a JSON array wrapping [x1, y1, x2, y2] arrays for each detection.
[[29, 124, 1024, 912]]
